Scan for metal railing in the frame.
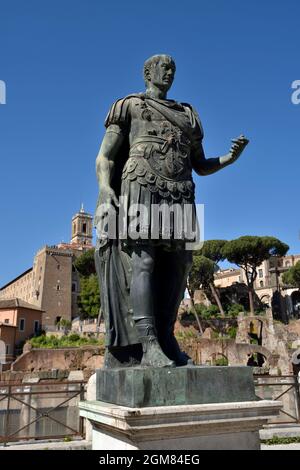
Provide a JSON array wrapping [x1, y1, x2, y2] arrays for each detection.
[[0, 380, 86, 446], [254, 374, 300, 424]]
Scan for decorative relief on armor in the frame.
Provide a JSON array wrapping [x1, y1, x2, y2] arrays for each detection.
[[122, 157, 194, 201]]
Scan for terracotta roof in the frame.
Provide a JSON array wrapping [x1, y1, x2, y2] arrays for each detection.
[[0, 298, 44, 312]]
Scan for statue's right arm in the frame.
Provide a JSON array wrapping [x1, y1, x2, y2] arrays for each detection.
[[95, 125, 125, 206]]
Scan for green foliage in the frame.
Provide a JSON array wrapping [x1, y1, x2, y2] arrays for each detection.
[[206, 304, 220, 316], [215, 356, 228, 366], [227, 326, 237, 339], [77, 274, 100, 318], [194, 304, 214, 319], [74, 249, 96, 276], [188, 304, 241, 320], [282, 261, 300, 288], [221, 236, 289, 275], [226, 303, 244, 317], [29, 333, 102, 348], [74, 250, 100, 319], [221, 236, 289, 313], [67, 333, 81, 342], [175, 329, 199, 340], [189, 255, 215, 294], [261, 436, 300, 445], [197, 240, 227, 263]]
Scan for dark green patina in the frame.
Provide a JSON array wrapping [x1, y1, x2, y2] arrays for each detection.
[[96, 366, 257, 407]]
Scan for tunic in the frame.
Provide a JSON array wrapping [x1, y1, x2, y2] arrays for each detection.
[[102, 93, 203, 249]]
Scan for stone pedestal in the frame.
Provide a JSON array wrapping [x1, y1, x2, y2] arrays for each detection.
[[79, 366, 282, 450]]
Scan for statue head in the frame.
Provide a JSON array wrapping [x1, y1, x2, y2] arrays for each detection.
[[143, 54, 176, 93]]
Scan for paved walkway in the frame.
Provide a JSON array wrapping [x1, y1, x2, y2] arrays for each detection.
[[1, 439, 91, 450], [2, 440, 300, 451], [2, 425, 300, 450], [260, 424, 300, 440], [262, 443, 300, 450]]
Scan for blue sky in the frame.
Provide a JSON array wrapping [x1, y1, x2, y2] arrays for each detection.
[[0, 0, 299, 286]]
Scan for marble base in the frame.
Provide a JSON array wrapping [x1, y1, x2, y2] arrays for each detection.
[[79, 399, 281, 450]]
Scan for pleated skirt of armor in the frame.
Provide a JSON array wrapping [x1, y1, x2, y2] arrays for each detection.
[[119, 178, 198, 250]]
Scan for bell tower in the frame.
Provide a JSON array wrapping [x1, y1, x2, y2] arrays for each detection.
[[70, 204, 93, 247]]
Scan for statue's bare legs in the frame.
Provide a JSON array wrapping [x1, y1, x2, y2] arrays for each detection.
[[154, 249, 193, 365], [130, 246, 175, 367]]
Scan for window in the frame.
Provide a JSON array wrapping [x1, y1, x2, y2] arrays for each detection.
[[258, 269, 263, 278], [72, 282, 76, 293], [260, 281, 264, 288], [57, 264, 60, 270], [34, 320, 40, 334], [82, 223, 87, 233], [19, 318, 25, 331], [56, 285, 60, 291], [4, 319, 9, 324], [5, 344, 10, 355]]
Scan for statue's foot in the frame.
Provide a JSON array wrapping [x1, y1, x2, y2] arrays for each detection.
[[140, 336, 175, 368], [177, 352, 195, 367], [160, 335, 194, 366]]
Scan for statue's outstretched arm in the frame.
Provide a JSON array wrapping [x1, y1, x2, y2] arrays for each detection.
[[192, 135, 249, 176]]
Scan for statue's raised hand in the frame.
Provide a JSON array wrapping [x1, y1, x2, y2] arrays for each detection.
[[228, 134, 249, 163]]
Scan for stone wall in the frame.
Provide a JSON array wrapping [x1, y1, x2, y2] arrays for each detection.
[[11, 346, 104, 374], [178, 337, 277, 368], [177, 310, 295, 374]]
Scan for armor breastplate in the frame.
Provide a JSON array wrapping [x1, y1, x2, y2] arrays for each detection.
[[122, 99, 195, 201]]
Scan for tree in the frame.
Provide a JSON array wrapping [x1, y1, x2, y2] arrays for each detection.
[[77, 274, 100, 318], [187, 254, 216, 332], [198, 240, 227, 316], [282, 261, 300, 288], [221, 236, 289, 314], [74, 248, 96, 276], [189, 254, 215, 295], [74, 249, 101, 320]]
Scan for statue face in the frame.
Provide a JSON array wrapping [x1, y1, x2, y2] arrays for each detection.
[[148, 57, 175, 92]]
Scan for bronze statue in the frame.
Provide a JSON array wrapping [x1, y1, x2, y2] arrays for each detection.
[[95, 55, 248, 368]]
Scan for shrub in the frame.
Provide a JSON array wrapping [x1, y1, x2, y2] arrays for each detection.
[[226, 303, 244, 317], [194, 303, 219, 319], [67, 333, 81, 342], [29, 333, 102, 349], [215, 356, 228, 366], [227, 326, 237, 339], [206, 304, 220, 316]]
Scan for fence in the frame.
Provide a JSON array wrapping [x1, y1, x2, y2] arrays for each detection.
[[254, 374, 300, 425], [1, 375, 299, 445], [0, 380, 86, 446]]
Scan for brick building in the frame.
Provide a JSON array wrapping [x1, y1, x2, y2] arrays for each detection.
[[0, 206, 94, 331]]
